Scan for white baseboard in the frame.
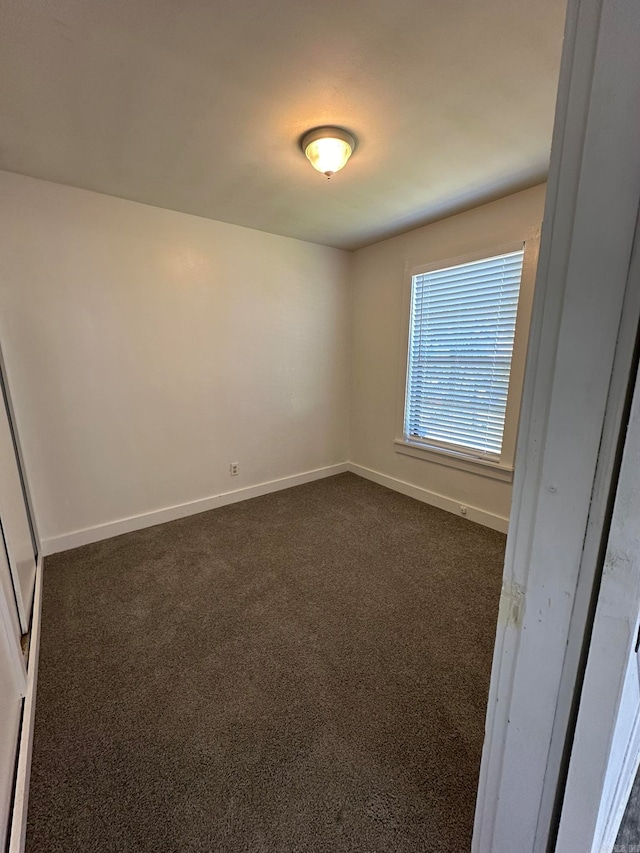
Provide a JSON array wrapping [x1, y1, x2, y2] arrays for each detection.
[[41, 463, 350, 555], [347, 463, 509, 533], [42, 460, 507, 555], [9, 556, 43, 853]]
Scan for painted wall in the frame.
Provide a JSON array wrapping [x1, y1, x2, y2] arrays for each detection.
[[0, 171, 545, 550], [349, 185, 547, 528], [0, 171, 351, 550]]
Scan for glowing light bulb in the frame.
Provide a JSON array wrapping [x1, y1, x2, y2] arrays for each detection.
[[301, 127, 356, 178]]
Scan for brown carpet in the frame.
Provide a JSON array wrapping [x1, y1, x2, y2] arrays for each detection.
[[26, 472, 505, 852], [616, 765, 640, 849]]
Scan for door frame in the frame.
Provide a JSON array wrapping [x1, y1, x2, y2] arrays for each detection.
[[556, 323, 640, 848], [473, 0, 640, 849]]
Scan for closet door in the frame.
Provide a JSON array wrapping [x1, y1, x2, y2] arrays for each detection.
[[0, 378, 36, 633], [0, 643, 21, 848], [0, 543, 24, 848]]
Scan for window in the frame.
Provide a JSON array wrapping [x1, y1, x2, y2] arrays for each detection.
[[402, 247, 525, 467]]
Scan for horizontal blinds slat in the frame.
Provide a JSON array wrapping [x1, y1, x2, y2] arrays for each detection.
[[414, 257, 522, 285], [408, 416, 507, 429], [411, 364, 511, 374], [408, 419, 507, 438], [409, 394, 510, 406], [413, 283, 521, 305], [409, 357, 514, 365], [414, 272, 522, 294], [412, 295, 519, 312], [414, 299, 519, 317], [405, 248, 524, 456], [413, 276, 521, 300], [414, 298, 519, 316], [412, 312, 518, 328], [413, 286, 520, 306], [409, 385, 510, 393], [408, 435, 503, 454], [407, 417, 507, 437], [407, 405, 509, 419], [408, 361, 514, 372], [408, 423, 504, 446]]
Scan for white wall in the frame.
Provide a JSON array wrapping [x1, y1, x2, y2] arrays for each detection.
[[349, 185, 547, 528], [0, 172, 546, 551], [0, 171, 351, 551]]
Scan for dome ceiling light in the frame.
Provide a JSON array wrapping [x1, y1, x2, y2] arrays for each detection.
[[301, 127, 356, 179]]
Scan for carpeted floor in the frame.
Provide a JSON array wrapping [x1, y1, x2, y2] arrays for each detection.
[[26, 473, 506, 852], [616, 766, 640, 850]]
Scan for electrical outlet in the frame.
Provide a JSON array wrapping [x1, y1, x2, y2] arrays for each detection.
[[460, 505, 468, 516], [230, 462, 239, 476]]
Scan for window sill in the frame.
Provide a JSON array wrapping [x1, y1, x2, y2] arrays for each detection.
[[394, 439, 514, 483]]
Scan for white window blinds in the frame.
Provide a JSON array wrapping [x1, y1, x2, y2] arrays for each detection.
[[405, 248, 524, 459]]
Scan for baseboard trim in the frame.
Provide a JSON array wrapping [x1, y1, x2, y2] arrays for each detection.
[[41, 463, 350, 555], [41, 460, 508, 554], [9, 555, 43, 853], [347, 463, 510, 533]]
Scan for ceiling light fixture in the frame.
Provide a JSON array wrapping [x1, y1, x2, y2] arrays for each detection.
[[301, 127, 356, 179]]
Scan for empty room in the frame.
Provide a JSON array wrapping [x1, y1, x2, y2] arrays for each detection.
[[2, 0, 639, 851]]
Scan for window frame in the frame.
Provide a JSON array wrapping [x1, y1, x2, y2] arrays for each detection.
[[394, 234, 540, 482]]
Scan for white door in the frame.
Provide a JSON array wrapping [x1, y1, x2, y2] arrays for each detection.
[[0, 540, 25, 848], [0, 379, 36, 633], [556, 349, 640, 852]]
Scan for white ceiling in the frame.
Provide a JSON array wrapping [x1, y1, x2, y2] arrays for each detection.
[[0, 0, 566, 250]]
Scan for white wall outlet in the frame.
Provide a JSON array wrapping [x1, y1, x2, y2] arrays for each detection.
[[230, 462, 239, 476], [460, 505, 468, 515]]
